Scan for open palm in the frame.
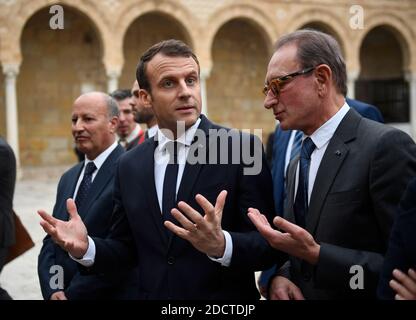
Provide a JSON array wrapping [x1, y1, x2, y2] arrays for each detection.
[[38, 198, 89, 258]]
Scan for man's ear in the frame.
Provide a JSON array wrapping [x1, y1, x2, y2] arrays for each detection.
[[314, 64, 332, 96], [315, 64, 331, 85], [139, 89, 152, 108], [109, 116, 119, 133]]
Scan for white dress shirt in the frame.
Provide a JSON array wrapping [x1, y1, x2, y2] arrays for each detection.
[[73, 119, 233, 267], [294, 102, 350, 204], [69, 141, 118, 264]]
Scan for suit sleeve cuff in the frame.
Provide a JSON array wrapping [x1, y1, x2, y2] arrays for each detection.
[[207, 230, 233, 267], [68, 236, 96, 267]]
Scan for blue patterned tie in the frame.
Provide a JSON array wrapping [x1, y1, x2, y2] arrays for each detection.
[[75, 162, 96, 210], [293, 137, 316, 227], [290, 130, 303, 161], [162, 142, 179, 233]]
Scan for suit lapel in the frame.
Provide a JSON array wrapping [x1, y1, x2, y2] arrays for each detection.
[[78, 145, 124, 219], [306, 109, 360, 234], [176, 115, 212, 204], [141, 138, 171, 245], [60, 163, 83, 220], [285, 155, 298, 224]]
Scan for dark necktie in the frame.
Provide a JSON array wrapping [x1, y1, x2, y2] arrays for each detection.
[[75, 162, 96, 211], [145, 130, 149, 140], [162, 142, 179, 231], [293, 137, 316, 227]]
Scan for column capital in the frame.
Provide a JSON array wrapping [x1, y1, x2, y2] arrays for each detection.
[[405, 70, 416, 82], [347, 70, 359, 81], [2, 63, 20, 78], [200, 67, 212, 79], [106, 68, 122, 79]]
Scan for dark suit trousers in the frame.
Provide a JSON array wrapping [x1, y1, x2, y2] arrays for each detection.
[[0, 247, 12, 300]]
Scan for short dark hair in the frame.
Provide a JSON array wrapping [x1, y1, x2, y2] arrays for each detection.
[[109, 89, 132, 101], [136, 39, 200, 93], [105, 96, 120, 118], [275, 29, 347, 96]]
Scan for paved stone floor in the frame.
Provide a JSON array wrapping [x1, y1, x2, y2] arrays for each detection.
[[0, 165, 263, 300], [1, 166, 69, 300]]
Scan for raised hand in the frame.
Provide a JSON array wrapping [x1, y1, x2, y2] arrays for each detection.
[[247, 208, 320, 265], [390, 268, 416, 300], [38, 198, 89, 258], [164, 190, 227, 258]]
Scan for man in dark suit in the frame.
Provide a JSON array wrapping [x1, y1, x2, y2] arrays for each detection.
[[38, 92, 138, 300], [38, 40, 285, 299], [0, 137, 16, 300], [131, 80, 158, 139], [110, 89, 144, 151], [378, 177, 416, 299], [248, 29, 416, 299], [258, 98, 384, 297]]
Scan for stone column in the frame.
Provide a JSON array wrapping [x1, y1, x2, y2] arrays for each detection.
[[3, 63, 21, 171], [347, 70, 359, 99], [107, 70, 121, 93], [406, 71, 416, 138], [200, 68, 211, 116]]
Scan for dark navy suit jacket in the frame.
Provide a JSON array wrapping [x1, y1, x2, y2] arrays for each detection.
[[84, 115, 286, 299], [38, 144, 139, 299]]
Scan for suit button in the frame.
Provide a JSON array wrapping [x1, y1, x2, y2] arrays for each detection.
[[167, 256, 175, 265]]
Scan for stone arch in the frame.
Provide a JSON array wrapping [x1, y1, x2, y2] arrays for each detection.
[[285, 8, 349, 62], [356, 12, 415, 73], [118, 11, 194, 88], [356, 18, 413, 124], [204, 3, 277, 71], [17, 5, 107, 165], [207, 17, 273, 141], [115, 0, 197, 50], [2, 0, 111, 65]]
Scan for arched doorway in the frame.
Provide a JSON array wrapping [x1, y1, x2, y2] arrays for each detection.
[[18, 6, 106, 165], [119, 12, 191, 89], [356, 26, 409, 125], [207, 18, 272, 141], [299, 22, 345, 57]]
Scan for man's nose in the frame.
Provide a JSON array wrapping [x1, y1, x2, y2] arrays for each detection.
[[178, 80, 192, 99], [264, 91, 278, 109]]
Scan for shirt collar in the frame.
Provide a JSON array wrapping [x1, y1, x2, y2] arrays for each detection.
[[125, 124, 142, 143], [148, 124, 158, 138], [309, 101, 350, 149], [84, 140, 118, 171], [157, 118, 201, 152]]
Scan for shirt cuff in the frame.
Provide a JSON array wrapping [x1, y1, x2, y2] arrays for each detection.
[[68, 236, 96, 267], [208, 230, 233, 267]]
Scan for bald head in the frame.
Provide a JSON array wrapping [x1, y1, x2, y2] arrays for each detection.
[[72, 92, 119, 160]]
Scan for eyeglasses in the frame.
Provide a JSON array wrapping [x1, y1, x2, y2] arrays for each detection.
[[262, 66, 315, 97]]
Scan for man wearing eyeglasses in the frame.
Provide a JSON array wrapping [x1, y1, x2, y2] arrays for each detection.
[[248, 29, 416, 299]]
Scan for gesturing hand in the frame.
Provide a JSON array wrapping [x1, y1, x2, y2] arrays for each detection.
[[390, 268, 416, 300], [247, 208, 320, 265], [38, 198, 89, 258], [164, 190, 227, 258]]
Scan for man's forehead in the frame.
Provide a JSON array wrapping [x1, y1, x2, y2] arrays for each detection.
[[148, 53, 198, 76], [266, 45, 299, 80]]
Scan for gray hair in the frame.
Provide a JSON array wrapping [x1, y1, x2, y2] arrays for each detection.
[[275, 29, 347, 96]]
